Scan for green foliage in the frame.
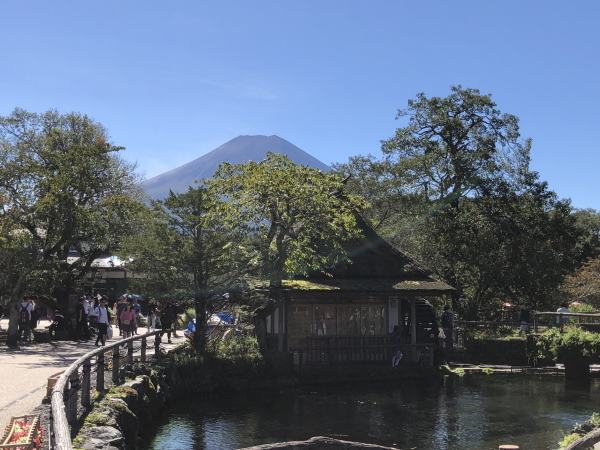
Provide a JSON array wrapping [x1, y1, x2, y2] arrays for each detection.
[[536, 327, 600, 364], [454, 368, 466, 376], [0, 108, 145, 344], [558, 433, 583, 449], [173, 336, 263, 368], [481, 367, 494, 375], [562, 256, 600, 308], [208, 153, 365, 284], [335, 87, 582, 320], [120, 186, 253, 348], [570, 303, 596, 313], [208, 335, 263, 364], [590, 412, 600, 426], [381, 85, 532, 205]]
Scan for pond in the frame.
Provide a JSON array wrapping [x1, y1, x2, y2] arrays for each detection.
[[142, 376, 600, 450]]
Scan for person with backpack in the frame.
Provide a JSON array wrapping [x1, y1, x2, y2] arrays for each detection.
[[441, 305, 455, 349], [18, 296, 34, 342]]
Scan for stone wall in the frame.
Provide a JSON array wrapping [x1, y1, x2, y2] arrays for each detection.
[[73, 360, 181, 450]]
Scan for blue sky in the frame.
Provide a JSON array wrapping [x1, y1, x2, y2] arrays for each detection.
[[1, 1, 599, 209]]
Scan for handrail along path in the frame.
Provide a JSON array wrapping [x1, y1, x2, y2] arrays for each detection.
[[50, 330, 166, 450]]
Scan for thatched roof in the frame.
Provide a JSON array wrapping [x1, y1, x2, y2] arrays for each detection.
[[296, 215, 455, 293], [311, 214, 431, 279]]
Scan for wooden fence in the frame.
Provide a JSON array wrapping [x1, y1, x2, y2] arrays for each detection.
[[50, 330, 165, 450], [291, 335, 435, 367]]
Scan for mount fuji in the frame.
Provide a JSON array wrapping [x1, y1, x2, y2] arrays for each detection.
[[144, 135, 331, 199]]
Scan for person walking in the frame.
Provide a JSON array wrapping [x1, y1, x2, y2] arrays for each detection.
[[154, 301, 163, 331], [116, 297, 127, 336], [132, 299, 142, 335], [160, 302, 174, 343], [75, 296, 90, 341], [120, 303, 136, 339], [147, 298, 156, 331], [30, 302, 40, 333], [94, 300, 111, 346], [18, 296, 34, 342], [171, 303, 181, 337], [441, 305, 455, 349]]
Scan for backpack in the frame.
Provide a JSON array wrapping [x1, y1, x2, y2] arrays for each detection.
[[441, 311, 451, 328], [19, 304, 29, 324]]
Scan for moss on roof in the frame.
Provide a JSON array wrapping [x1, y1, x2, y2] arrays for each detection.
[[253, 277, 455, 293]]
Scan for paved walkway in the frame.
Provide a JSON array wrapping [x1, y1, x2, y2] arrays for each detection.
[[0, 317, 186, 428]]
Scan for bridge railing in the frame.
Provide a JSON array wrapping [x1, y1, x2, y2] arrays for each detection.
[[50, 330, 166, 450]]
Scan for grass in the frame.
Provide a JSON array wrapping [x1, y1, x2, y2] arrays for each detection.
[[558, 433, 582, 449]]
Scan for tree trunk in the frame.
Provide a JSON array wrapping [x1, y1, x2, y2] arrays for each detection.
[[193, 294, 208, 350], [254, 297, 278, 352]]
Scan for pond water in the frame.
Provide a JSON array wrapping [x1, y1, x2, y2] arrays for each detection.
[[142, 376, 600, 450]]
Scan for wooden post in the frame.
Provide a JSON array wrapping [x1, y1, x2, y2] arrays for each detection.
[[112, 346, 120, 383], [278, 303, 284, 352], [127, 340, 134, 364], [81, 358, 91, 407], [410, 298, 417, 360], [97, 351, 104, 392], [68, 371, 79, 422], [141, 336, 147, 362], [155, 332, 161, 358]]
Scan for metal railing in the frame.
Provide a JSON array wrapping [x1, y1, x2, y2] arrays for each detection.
[[50, 330, 167, 450]]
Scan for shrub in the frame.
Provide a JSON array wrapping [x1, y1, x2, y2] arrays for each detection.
[[536, 327, 600, 364]]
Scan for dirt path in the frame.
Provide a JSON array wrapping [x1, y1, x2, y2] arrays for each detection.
[[0, 317, 185, 428]]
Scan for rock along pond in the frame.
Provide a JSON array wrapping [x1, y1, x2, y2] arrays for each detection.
[[141, 375, 600, 450]]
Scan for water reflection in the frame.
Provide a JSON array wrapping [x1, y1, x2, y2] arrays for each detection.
[[143, 377, 600, 450]]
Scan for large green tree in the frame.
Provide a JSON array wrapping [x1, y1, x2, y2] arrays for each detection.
[[381, 85, 532, 206], [413, 186, 581, 318], [208, 153, 365, 350], [0, 108, 144, 346], [335, 87, 582, 319], [121, 186, 252, 348]]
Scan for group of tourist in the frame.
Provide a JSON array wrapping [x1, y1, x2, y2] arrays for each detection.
[[9, 292, 184, 346]]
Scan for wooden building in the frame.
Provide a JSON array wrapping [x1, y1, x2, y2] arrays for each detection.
[[266, 217, 455, 364]]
